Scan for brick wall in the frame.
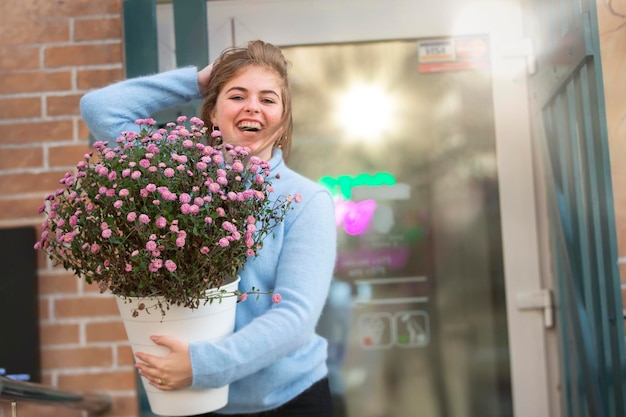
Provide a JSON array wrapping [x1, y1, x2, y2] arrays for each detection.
[[0, 1, 135, 416]]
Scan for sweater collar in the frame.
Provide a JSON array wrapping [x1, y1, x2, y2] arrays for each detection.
[[268, 148, 284, 174]]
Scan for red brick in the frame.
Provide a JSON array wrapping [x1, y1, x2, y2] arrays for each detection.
[[0, 71, 72, 94], [117, 345, 135, 366], [58, 369, 136, 391], [45, 43, 122, 67], [87, 321, 127, 343], [0, 171, 69, 195], [0, 120, 73, 145], [54, 296, 118, 318], [0, 97, 42, 119], [42, 346, 113, 368], [49, 143, 91, 167], [47, 94, 82, 116], [77, 68, 124, 89], [0, 196, 46, 220], [78, 119, 93, 140], [37, 271, 80, 295], [39, 297, 50, 320], [83, 279, 106, 293], [110, 393, 140, 417], [40, 323, 80, 345], [0, 20, 70, 45], [75, 17, 122, 41], [0, 46, 40, 71], [4, 0, 121, 20], [0, 147, 43, 170]]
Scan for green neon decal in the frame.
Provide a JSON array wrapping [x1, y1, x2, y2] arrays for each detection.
[[318, 172, 396, 199]]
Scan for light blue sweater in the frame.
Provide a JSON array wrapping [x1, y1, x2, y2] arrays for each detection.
[[80, 67, 337, 414]]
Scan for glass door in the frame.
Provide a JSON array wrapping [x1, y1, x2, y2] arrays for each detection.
[[157, 1, 550, 415]]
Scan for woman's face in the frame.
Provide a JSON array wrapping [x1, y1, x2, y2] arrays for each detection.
[[210, 66, 284, 161]]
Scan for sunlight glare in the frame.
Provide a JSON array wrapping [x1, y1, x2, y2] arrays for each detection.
[[335, 84, 394, 142]]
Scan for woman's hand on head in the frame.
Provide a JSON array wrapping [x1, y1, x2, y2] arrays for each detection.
[[197, 62, 214, 95], [134, 335, 193, 391]]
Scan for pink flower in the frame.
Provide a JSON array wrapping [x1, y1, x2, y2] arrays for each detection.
[[238, 293, 248, 302], [179, 193, 191, 203], [218, 238, 229, 247], [101, 229, 112, 238], [127, 212, 137, 222], [165, 260, 177, 272], [222, 221, 236, 233], [138, 214, 150, 224], [119, 189, 129, 197], [176, 237, 186, 247], [131, 170, 142, 179], [156, 216, 167, 228], [200, 246, 210, 254], [125, 264, 133, 272], [91, 243, 100, 254], [272, 293, 282, 304], [146, 241, 157, 251]]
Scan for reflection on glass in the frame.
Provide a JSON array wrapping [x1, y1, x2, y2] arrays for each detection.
[[283, 39, 512, 417]]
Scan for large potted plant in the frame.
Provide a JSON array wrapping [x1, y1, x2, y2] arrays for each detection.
[[34, 116, 296, 415]]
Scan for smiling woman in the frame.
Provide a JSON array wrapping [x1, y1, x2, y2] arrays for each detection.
[[79, 39, 337, 417], [205, 66, 285, 161]]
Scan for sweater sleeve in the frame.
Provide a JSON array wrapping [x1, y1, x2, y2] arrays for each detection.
[[79, 67, 202, 146], [189, 188, 337, 388]]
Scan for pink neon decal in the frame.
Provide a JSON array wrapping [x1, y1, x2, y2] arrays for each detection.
[[335, 198, 377, 235]]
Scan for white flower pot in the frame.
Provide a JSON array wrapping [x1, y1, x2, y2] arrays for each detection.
[[116, 277, 240, 416]]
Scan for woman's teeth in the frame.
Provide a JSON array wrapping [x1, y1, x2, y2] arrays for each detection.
[[238, 122, 261, 132]]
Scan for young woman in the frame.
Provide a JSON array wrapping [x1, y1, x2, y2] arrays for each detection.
[[80, 40, 337, 417]]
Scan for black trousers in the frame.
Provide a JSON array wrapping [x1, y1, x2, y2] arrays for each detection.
[[193, 378, 333, 417]]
